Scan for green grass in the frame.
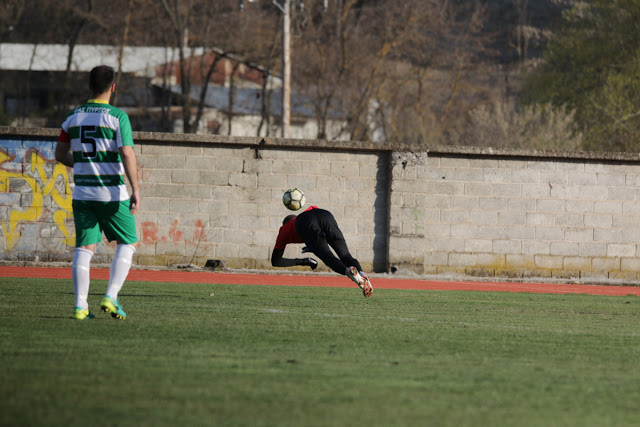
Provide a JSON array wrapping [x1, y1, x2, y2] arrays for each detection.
[[1, 277, 639, 426]]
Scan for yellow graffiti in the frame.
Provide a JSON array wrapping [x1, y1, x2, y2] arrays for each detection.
[[0, 149, 74, 250]]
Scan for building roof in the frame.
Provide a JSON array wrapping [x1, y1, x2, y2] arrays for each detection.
[[167, 84, 346, 121], [0, 43, 200, 77]]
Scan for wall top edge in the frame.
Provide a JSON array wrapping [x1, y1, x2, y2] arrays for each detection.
[[2, 126, 639, 163]]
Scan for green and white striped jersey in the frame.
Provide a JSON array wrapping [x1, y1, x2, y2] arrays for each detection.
[[60, 99, 134, 202]]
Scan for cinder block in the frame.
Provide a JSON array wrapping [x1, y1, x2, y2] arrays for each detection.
[[465, 239, 492, 253], [579, 186, 608, 200], [238, 245, 269, 259], [453, 168, 483, 181], [584, 214, 612, 228], [607, 244, 637, 257], [564, 228, 593, 242], [511, 169, 540, 183], [534, 254, 563, 269], [613, 214, 640, 228], [214, 157, 244, 172], [622, 201, 640, 214], [450, 224, 477, 238], [140, 144, 172, 155], [498, 211, 526, 225], [440, 157, 469, 168], [155, 241, 185, 256], [477, 253, 505, 268], [243, 158, 274, 174], [594, 201, 623, 214], [215, 244, 240, 258], [450, 196, 479, 210], [492, 183, 521, 197], [591, 257, 620, 271], [621, 257, 640, 272], [550, 185, 580, 199], [549, 242, 579, 256], [434, 238, 465, 253], [522, 184, 550, 198], [493, 239, 521, 254], [608, 271, 637, 280], [468, 158, 498, 168], [171, 169, 201, 184], [522, 240, 550, 255], [316, 175, 345, 190], [157, 155, 185, 169], [527, 212, 556, 226], [147, 169, 172, 184], [580, 271, 610, 280], [507, 226, 535, 240], [442, 209, 469, 224], [483, 169, 512, 183], [504, 254, 535, 270], [470, 210, 498, 225], [562, 256, 591, 272], [508, 198, 536, 211], [568, 172, 597, 185], [597, 173, 626, 186], [448, 252, 477, 267], [536, 199, 565, 213], [536, 227, 564, 241], [465, 182, 492, 196], [229, 172, 257, 188], [578, 242, 607, 257], [539, 170, 568, 184], [477, 225, 508, 239], [479, 197, 508, 211]]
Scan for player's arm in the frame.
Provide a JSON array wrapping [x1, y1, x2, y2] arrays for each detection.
[[271, 248, 318, 270], [55, 131, 74, 167], [120, 145, 140, 214]]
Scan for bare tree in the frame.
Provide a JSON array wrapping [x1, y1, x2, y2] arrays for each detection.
[[290, 0, 495, 144], [112, 0, 134, 106]]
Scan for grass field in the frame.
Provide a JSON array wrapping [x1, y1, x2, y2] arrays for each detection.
[[1, 276, 639, 426]]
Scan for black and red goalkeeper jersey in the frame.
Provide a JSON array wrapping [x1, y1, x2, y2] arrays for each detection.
[[274, 206, 318, 249]]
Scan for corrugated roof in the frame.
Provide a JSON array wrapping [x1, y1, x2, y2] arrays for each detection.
[[0, 43, 201, 76]]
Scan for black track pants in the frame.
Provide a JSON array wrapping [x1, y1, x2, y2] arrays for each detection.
[[295, 208, 362, 275]]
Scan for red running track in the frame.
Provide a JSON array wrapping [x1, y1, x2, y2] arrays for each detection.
[[2, 266, 640, 296]]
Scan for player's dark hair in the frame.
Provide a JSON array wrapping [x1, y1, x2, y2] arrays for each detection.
[[89, 65, 116, 96], [282, 215, 296, 226]]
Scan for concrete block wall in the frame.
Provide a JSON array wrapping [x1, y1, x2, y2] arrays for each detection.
[[389, 150, 640, 280], [3, 126, 640, 280], [0, 128, 389, 273], [134, 139, 389, 271]]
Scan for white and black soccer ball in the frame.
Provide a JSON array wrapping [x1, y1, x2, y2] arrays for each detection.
[[283, 188, 306, 211]]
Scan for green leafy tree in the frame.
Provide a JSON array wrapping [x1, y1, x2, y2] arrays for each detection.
[[523, 0, 640, 152]]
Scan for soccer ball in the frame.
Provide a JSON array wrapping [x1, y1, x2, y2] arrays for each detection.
[[283, 188, 306, 211]]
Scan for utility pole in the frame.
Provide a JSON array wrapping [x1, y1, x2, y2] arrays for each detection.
[[281, 0, 291, 138], [240, 0, 294, 138]]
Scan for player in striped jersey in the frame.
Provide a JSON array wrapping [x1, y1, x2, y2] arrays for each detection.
[[55, 65, 140, 320]]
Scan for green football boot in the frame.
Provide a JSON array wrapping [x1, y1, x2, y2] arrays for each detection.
[[72, 307, 95, 320], [100, 296, 127, 319]]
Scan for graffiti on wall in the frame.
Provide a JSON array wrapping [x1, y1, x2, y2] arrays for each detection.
[[141, 219, 210, 245], [0, 144, 74, 250], [1, 140, 213, 257]]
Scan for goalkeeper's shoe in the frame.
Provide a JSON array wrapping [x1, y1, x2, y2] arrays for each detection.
[[100, 296, 127, 319], [347, 266, 372, 297], [72, 307, 95, 320], [359, 272, 374, 298]]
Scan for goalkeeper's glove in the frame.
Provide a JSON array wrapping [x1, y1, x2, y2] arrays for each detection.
[[296, 257, 318, 270]]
